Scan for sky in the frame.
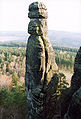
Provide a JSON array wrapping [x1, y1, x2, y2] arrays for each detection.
[[0, 0, 81, 33]]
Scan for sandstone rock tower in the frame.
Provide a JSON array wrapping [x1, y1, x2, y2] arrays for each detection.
[[25, 2, 59, 119]]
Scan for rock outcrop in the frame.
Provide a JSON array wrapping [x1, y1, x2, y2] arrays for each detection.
[[64, 87, 81, 119], [71, 46, 81, 92], [25, 2, 59, 119], [63, 47, 81, 119]]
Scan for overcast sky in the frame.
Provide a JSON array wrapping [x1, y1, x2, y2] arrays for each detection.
[[0, 0, 81, 33]]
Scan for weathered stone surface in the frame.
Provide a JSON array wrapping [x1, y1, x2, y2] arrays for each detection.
[[63, 47, 81, 119], [29, 2, 47, 11], [28, 2, 48, 18], [25, 34, 59, 118], [26, 35, 45, 88], [28, 19, 48, 36], [25, 2, 59, 119], [43, 74, 60, 119], [28, 10, 48, 19], [64, 87, 81, 119], [71, 47, 81, 92], [26, 35, 58, 87]]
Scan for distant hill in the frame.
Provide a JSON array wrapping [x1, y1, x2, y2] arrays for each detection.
[[0, 31, 28, 42], [48, 30, 81, 48], [0, 30, 81, 48]]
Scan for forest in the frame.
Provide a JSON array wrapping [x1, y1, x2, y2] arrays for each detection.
[[53, 46, 77, 71], [0, 43, 78, 118]]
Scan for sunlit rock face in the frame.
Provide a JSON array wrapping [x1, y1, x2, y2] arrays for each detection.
[[25, 2, 59, 119]]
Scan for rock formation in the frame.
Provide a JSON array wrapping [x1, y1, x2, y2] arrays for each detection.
[[64, 87, 81, 119], [63, 47, 81, 119], [71, 46, 81, 92], [25, 2, 59, 119], [25, 2, 81, 119]]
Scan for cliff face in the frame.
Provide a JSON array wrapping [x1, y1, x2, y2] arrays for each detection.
[[71, 47, 81, 92], [64, 87, 81, 119], [63, 47, 81, 119], [25, 2, 59, 119]]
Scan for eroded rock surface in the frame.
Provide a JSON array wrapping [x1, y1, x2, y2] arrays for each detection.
[[64, 87, 81, 119], [71, 47, 81, 92], [25, 2, 59, 119], [64, 47, 81, 119]]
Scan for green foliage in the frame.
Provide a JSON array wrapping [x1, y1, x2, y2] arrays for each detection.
[[53, 46, 77, 70], [53, 46, 78, 53], [0, 46, 26, 76], [51, 73, 69, 99], [0, 63, 4, 69], [59, 73, 69, 91], [0, 44, 78, 118], [0, 45, 77, 73], [12, 72, 19, 85], [0, 41, 26, 47], [0, 76, 27, 117], [6, 63, 10, 72], [0, 57, 3, 63]]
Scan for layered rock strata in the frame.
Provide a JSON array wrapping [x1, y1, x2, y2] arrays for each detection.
[[25, 2, 59, 119]]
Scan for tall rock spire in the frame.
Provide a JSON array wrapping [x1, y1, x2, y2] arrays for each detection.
[[25, 2, 59, 119]]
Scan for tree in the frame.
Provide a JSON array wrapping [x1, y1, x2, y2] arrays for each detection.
[[6, 63, 10, 72], [12, 72, 19, 85]]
